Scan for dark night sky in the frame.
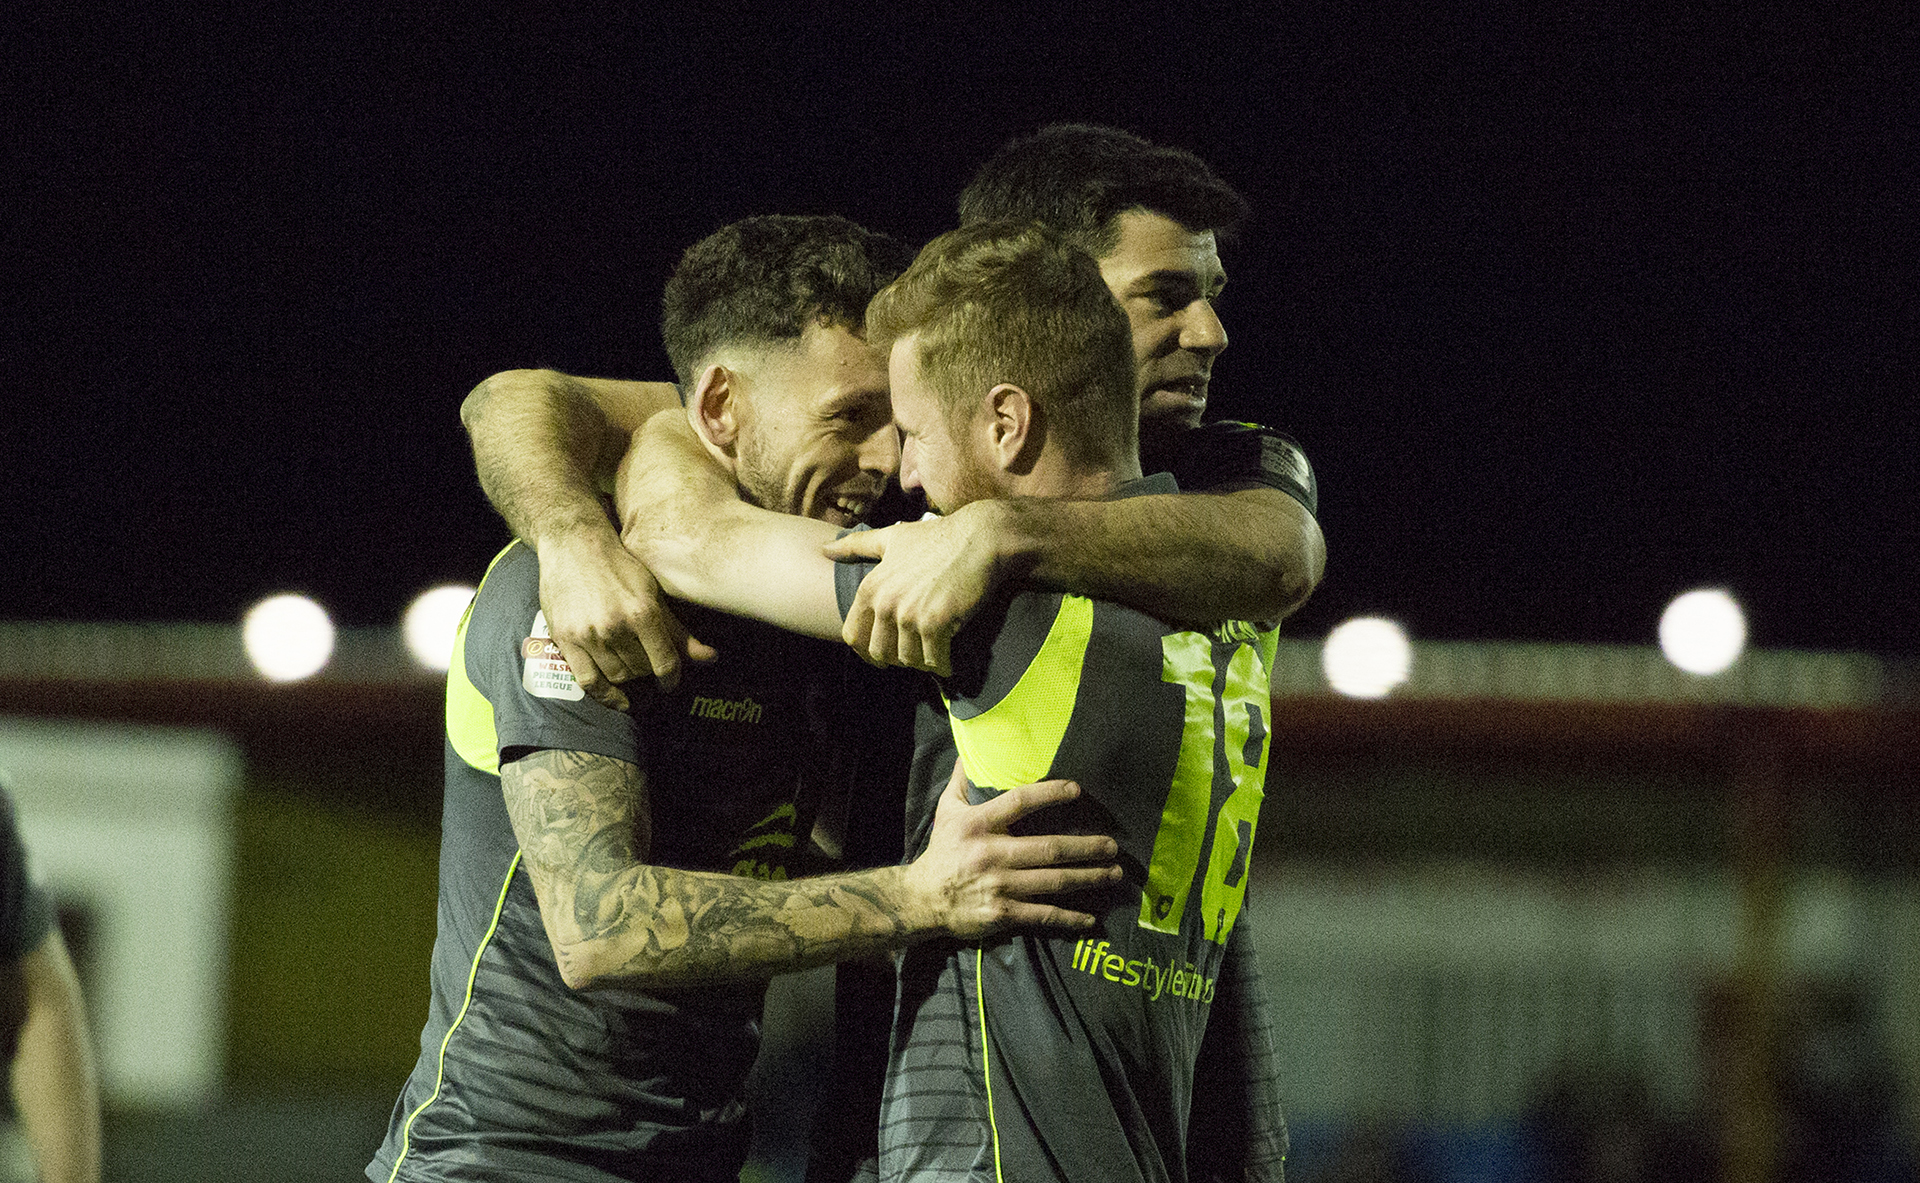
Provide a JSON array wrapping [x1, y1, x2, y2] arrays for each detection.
[[5, 7, 1914, 655]]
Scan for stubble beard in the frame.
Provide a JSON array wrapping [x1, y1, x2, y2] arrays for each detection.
[[932, 448, 1006, 517], [734, 429, 793, 516]]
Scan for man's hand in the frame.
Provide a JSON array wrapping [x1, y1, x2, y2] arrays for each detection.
[[902, 757, 1120, 939], [535, 528, 716, 710], [823, 501, 1010, 676]]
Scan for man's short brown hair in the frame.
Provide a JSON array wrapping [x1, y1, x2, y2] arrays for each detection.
[[660, 214, 912, 389], [957, 124, 1248, 258], [866, 222, 1137, 470]]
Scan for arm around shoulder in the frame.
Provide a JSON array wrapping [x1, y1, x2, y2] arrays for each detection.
[[616, 409, 846, 642], [463, 370, 706, 705], [999, 483, 1325, 628], [461, 369, 680, 544]]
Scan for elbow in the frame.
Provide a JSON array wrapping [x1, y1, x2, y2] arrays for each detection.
[[1254, 514, 1327, 624], [551, 943, 600, 992], [551, 942, 642, 993], [459, 371, 506, 432], [461, 369, 559, 432]]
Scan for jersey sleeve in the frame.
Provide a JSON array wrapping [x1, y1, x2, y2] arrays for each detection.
[[1162, 421, 1318, 517], [831, 525, 878, 622], [463, 543, 646, 768], [0, 786, 55, 961]]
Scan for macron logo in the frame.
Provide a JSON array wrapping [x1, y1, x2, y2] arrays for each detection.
[[690, 695, 764, 724]]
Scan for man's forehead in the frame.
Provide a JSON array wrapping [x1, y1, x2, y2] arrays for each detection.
[[731, 322, 886, 416], [885, 340, 938, 419], [783, 321, 888, 384], [1097, 209, 1225, 285]]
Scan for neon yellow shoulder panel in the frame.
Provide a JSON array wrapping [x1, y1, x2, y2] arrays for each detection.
[[445, 543, 519, 775], [946, 594, 1093, 792]]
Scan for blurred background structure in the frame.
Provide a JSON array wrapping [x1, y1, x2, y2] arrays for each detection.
[[0, 621, 1911, 1182]]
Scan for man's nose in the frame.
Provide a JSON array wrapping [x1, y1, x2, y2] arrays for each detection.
[[898, 436, 921, 492], [1180, 298, 1227, 357], [862, 421, 901, 478]]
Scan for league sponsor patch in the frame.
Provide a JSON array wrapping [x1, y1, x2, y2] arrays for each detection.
[[522, 610, 583, 700]]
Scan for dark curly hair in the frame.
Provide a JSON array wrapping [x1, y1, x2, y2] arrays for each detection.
[[660, 214, 914, 389]]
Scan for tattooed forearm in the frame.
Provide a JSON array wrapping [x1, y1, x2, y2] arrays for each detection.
[[503, 748, 922, 991], [587, 866, 918, 988]]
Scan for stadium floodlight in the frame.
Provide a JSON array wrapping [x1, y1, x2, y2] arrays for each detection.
[[1659, 588, 1747, 676], [242, 594, 335, 682], [404, 585, 477, 672], [1322, 616, 1412, 699]]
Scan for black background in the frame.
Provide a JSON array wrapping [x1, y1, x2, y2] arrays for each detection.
[[6, 5, 1913, 654]]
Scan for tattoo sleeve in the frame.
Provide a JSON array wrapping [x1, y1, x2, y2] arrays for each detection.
[[503, 749, 919, 990]]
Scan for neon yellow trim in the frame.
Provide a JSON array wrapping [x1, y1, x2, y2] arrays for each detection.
[[386, 852, 523, 1183], [1139, 632, 1217, 935], [947, 595, 1093, 791], [976, 945, 1006, 1183], [446, 543, 520, 774], [752, 802, 798, 827], [1200, 641, 1269, 941], [732, 831, 796, 851]]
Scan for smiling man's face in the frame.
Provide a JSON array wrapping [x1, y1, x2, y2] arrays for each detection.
[[733, 321, 897, 527], [1096, 208, 1229, 433]]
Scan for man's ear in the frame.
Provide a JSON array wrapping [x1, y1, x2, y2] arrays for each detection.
[[984, 383, 1040, 475], [689, 364, 746, 463]]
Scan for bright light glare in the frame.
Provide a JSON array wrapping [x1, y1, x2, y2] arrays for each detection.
[[1322, 617, 1412, 699], [404, 585, 477, 671], [243, 594, 335, 682], [1660, 588, 1747, 675]]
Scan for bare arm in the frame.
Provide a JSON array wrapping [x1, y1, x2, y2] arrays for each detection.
[[826, 485, 1326, 673], [461, 369, 675, 547], [7, 931, 101, 1183], [616, 410, 848, 642], [1012, 486, 1324, 624], [505, 749, 1119, 991], [461, 370, 707, 706]]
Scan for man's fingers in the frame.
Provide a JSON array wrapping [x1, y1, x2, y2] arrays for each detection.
[[894, 623, 929, 674], [631, 601, 720, 691], [640, 629, 719, 690], [633, 612, 690, 691], [821, 530, 887, 562], [1000, 864, 1123, 896], [558, 641, 629, 712], [994, 834, 1121, 868], [636, 637, 682, 693], [921, 628, 952, 678], [990, 901, 1101, 931], [841, 590, 876, 654], [598, 631, 655, 683], [865, 617, 901, 669], [972, 778, 1082, 824]]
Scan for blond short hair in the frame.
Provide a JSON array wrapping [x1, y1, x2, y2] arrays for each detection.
[[865, 222, 1137, 469]]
